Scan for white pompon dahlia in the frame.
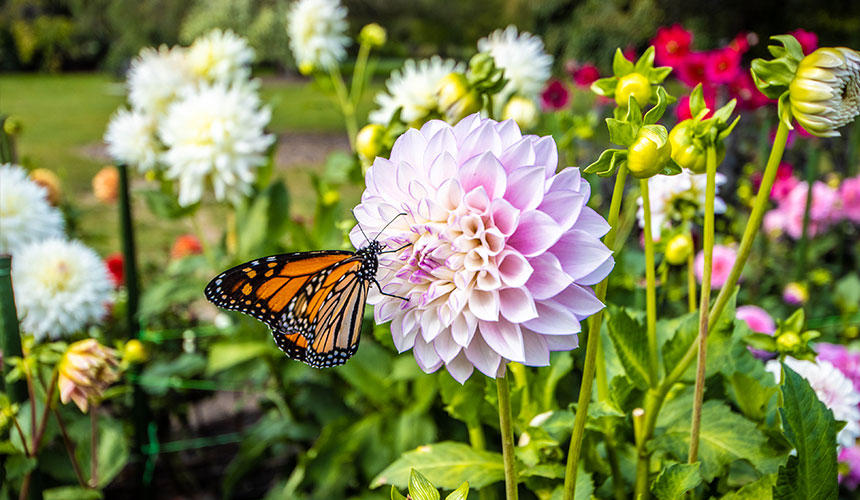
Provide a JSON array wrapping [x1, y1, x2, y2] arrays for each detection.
[[637, 170, 727, 240], [478, 26, 552, 104], [104, 108, 161, 172], [351, 115, 614, 382], [159, 83, 275, 206], [369, 56, 465, 126], [0, 164, 65, 255], [12, 239, 113, 342], [766, 358, 860, 449], [127, 45, 193, 117], [187, 29, 255, 85], [287, 0, 350, 72]]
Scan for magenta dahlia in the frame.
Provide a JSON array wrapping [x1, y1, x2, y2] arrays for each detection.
[[350, 115, 614, 382]]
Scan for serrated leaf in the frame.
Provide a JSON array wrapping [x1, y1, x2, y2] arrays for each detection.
[[410, 469, 441, 500], [446, 482, 469, 500], [43, 487, 103, 500], [651, 462, 702, 500], [606, 306, 651, 388], [721, 473, 776, 499], [661, 311, 699, 381], [372, 442, 504, 490], [726, 371, 778, 422], [613, 48, 634, 76], [772, 364, 838, 500]]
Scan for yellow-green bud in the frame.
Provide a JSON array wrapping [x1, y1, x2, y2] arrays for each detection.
[[123, 339, 148, 364], [789, 47, 860, 137], [437, 73, 482, 123], [615, 72, 652, 108], [3, 116, 22, 135], [502, 95, 538, 130], [356, 124, 386, 161], [665, 233, 693, 265], [627, 126, 670, 178], [668, 119, 726, 174], [776, 331, 802, 351], [358, 23, 387, 48], [322, 189, 340, 206], [298, 61, 315, 75]]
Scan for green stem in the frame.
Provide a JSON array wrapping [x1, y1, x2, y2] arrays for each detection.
[[795, 142, 819, 280], [640, 179, 659, 386], [0, 255, 27, 402], [53, 408, 87, 487], [496, 374, 518, 500], [688, 146, 717, 464], [31, 370, 58, 454], [350, 42, 371, 107], [90, 405, 98, 487], [563, 165, 627, 500], [328, 66, 358, 151], [687, 244, 697, 314]]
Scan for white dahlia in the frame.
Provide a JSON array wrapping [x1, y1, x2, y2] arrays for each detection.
[[369, 56, 465, 125], [637, 170, 727, 240], [104, 108, 161, 172], [477, 26, 552, 105], [187, 29, 255, 85], [287, 0, 350, 72], [159, 83, 275, 206], [12, 239, 112, 342], [0, 164, 65, 255], [127, 45, 194, 117], [351, 115, 614, 382], [767, 357, 860, 449]]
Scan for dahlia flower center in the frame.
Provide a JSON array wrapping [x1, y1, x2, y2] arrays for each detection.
[[38, 259, 75, 293], [667, 41, 679, 54]]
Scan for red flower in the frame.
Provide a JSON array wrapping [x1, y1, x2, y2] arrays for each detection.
[[789, 28, 818, 55], [105, 253, 124, 288], [540, 79, 570, 110], [729, 72, 771, 110], [675, 84, 716, 121], [676, 51, 708, 87], [704, 48, 741, 84], [171, 234, 203, 260], [622, 46, 637, 62], [729, 32, 758, 54], [569, 63, 600, 87], [652, 24, 692, 67]]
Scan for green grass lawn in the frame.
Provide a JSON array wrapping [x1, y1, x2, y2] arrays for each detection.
[[0, 72, 379, 262]]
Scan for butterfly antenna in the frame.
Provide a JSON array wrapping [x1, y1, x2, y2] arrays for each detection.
[[379, 242, 412, 255], [373, 212, 408, 242], [351, 209, 372, 245]]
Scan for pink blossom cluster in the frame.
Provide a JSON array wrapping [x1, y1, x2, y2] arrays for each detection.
[[764, 173, 860, 240], [818, 342, 860, 490]]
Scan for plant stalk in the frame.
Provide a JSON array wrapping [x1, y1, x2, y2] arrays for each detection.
[[90, 404, 99, 487], [53, 408, 87, 487], [0, 255, 27, 401], [328, 66, 358, 151], [687, 236, 697, 313], [496, 373, 518, 500], [640, 179, 659, 386]]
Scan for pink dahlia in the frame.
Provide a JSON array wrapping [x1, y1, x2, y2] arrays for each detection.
[[704, 48, 741, 84], [540, 79, 570, 111], [782, 181, 840, 239], [789, 28, 818, 55], [729, 72, 771, 110], [653, 24, 692, 67], [694, 244, 737, 289], [736, 305, 776, 359], [817, 342, 860, 393], [569, 63, 600, 87], [350, 115, 614, 382], [840, 175, 860, 223], [676, 51, 708, 87], [840, 445, 860, 490], [770, 163, 800, 202]]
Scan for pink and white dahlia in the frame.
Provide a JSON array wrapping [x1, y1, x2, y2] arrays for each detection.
[[350, 115, 614, 382], [841, 174, 860, 224]]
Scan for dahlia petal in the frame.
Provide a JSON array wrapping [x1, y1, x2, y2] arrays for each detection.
[[421, 309, 444, 342], [451, 311, 477, 347], [468, 289, 500, 321], [552, 284, 605, 318], [576, 255, 615, 286], [508, 210, 563, 257], [524, 300, 582, 335], [433, 332, 462, 363], [479, 319, 525, 363], [544, 333, 579, 351], [573, 206, 611, 237], [489, 198, 521, 237], [497, 250, 534, 287], [459, 152, 507, 200], [445, 352, 475, 383], [521, 330, 551, 366], [420, 119, 450, 139], [428, 151, 458, 188], [458, 122, 502, 164], [505, 166, 546, 211], [551, 229, 613, 281], [533, 136, 559, 176], [526, 253, 573, 300], [390, 128, 428, 167], [539, 191, 585, 231], [452, 114, 483, 141], [499, 287, 538, 322], [413, 336, 443, 372], [390, 313, 418, 352], [465, 334, 502, 377], [499, 137, 536, 169], [437, 178, 464, 211], [547, 167, 582, 192], [496, 119, 523, 144]]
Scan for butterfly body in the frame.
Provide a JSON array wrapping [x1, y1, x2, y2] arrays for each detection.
[[204, 241, 386, 368]]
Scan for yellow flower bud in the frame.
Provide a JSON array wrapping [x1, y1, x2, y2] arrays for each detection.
[[58, 339, 119, 413], [668, 120, 726, 174], [665, 233, 693, 265], [322, 189, 340, 206], [789, 47, 860, 137], [92, 166, 119, 203], [298, 61, 315, 75], [122, 339, 148, 364], [776, 331, 801, 352], [502, 95, 538, 130], [356, 124, 386, 161], [627, 126, 670, 179], [29, 168, 62, 205], [358, 23, 387, 48], [3, 116, 22, 135], [615, 72, 652, 108], [437, 73, 482, 123]]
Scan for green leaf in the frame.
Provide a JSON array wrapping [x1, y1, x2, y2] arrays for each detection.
[[43, 487, 103, 500], [371, 442, 504, 490], [726, 372, 778, 422], [744, 333, 779, 352], [721, 473, 776, 500], [206, 340, 273, 374], [409, 469, 441, 500], [72, 414, 130, 487], [689, 84, 707, 117], [643, 87, 670, 125], [445, 482, 469, 500], [584, 148, 625, 177], [612, 48, 634, 76], [651, 462, 702, 500], [772, 363, 838, 500], [547, 465, 594, 500], [661, 311, 698, 381], [834, 274, 860, 314], [606, 118, 636, 146], [391, 486, 408, 500], [237, 181, 291, 259], [606, 306, 651, 389], [138, 188, 197, 219], [4, 454, 36, 480]]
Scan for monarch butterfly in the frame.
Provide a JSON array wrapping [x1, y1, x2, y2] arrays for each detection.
[[204, 218, 407, 368]]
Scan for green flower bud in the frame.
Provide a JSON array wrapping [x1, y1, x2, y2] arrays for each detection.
[[356, 124, 386, 161], [627, 125, 671, 178], [502, 96, 538, 130], [789, 47, 860, 137], [298, 61, 315, 75], [615, 73, 652, 108], [665, 233, 693, 265], [358, 23, 387, 48], [123, 339, 148, 364], [776, 331, 802, 352], [437, 73, 482, 123], [3, 116, 22, 135], [668, 119, 726, 174]]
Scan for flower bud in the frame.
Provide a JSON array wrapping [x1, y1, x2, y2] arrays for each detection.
[[789, 47, 860, 137], [783, 282, 809, 305], [665, 233, 693, 265], [298, 61, 315, 75], [668, 119, 726, 174], [356, 124, 386, 161], [93, 166, 119, 203], [58, 339, 119, 413], [3, 116, 22, 135], [627, 126, 671, 178], [615, 72, 652, 107], [322, 189, 340, 206], [30, 168, 62, 205], [437, 73, 482, 123], [502, 96, 538, 130], [776, 331, 802, 352], [358, 23, 387, 48], [123, 339, 148, 364]]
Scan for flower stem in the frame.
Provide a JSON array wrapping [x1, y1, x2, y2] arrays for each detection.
[[687, 234, 697, 313], [90, 405, 99, 487], [688, 146, 717, 464], [350, 42, 371, 107], [328, 66, 358, 151], [496, 374, 518, 500], [31, 370, 58, 453], [640, 179, 659, 386], [53, 408, 87, 487], [563, 165, 627, 500]]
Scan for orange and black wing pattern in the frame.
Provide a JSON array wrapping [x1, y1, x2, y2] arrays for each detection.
[[204, 250, 370, 367]]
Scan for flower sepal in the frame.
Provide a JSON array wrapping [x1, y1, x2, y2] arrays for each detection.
[[751, 35, 805, 99]]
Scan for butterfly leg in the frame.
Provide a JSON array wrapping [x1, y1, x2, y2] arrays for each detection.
[[373, 279, 409, 302]]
